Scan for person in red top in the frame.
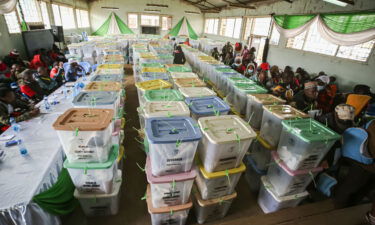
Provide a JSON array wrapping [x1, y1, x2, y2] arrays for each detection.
[[316, 75, 338, 114], [50, 62, 64, 85], [231, 57, 246, 74], [19, 69, 47, 101], [29, 54, 47, 70], [183, 38, 191, 46], [0, 60, 11, 78]]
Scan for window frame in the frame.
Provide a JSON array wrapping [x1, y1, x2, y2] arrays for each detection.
[[140, 14, 160, 27], [3, 11, 21, 34], [127, 13, 138, 29], [285, 21, 374, 63], [39, 1, 50, 29], [219, 17, 242, 39], [17, 0, 43, 24], [76, 8, 90, 28], [204, 18, 219, 35], [161, 16, 172, 31], [58, 5, 76, 29]]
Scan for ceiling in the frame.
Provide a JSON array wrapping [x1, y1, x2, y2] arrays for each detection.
[[180, 0, 291, 13]]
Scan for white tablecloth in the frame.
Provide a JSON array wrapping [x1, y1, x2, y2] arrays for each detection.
[[0, 84, 78, 225]]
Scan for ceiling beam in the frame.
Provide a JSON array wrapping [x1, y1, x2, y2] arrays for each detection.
[[222, 0, 256, 9], [192, 0, 206, 4]]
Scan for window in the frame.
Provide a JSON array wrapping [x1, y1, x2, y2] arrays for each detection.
[[52, 4, 76, 29], [141, 15, 159, 26], [270, 25, 280, 45], [60, 6, 76, 29], [242, 18, 253, 40], [17, 0, 41, 23], [39, 1, 50, 29], [204, 18, 219, 35], [4, 11, 21, 34], [162, 16, 172, 30], [286, 31, 306, 50], [252, 17, 271, 36], [52, 4, 62, 26], [76, 9, 90, 28], [128, 13, 138, 29], [243, 17, 274, 41], [336, 40, 375, 62], [220, 17, 242, 39], [287, 21, 374, 62]]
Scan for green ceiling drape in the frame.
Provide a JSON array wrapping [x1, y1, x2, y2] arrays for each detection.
[[273, 12, 375, 34], [168, 17, 184, 37], [274, 14, 316, 29]]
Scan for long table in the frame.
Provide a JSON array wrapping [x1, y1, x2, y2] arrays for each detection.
[[0, 82, 81, 225]]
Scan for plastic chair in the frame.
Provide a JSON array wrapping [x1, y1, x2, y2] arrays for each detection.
[[341, 128, 373, 165], [79, 62, 91, 74]]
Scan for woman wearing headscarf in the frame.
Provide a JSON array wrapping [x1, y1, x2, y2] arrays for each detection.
[[173, 45, 186, 65]]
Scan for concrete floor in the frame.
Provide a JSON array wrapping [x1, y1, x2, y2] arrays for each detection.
[[61, 72, 370, 225]]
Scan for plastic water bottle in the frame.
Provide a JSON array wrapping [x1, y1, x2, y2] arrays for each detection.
[[17, 139, 28, 156], [43, 96, 51, 112], [63, 84, 68, 99], [10, 117, 20, 133]]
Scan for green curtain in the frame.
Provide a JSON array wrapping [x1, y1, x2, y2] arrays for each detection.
[[114, 13, 134, 34], [92, 13, 112, 36], [33, 168, 78, 216], [186, 18, 198, 40], [273, 14, 316, 29], [168, 17, 185, 36], [321, 12, 375, 33]]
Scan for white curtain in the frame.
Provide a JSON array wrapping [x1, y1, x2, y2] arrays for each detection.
[[108, 13, 121, 35], [273, 16, 318, 38], [274, 15, 375, 46], [316, 16, 375, 46], [0, 0, 17, 14]]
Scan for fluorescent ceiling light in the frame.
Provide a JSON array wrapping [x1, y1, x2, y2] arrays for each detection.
[[323, 0, 348, 7], [144, 9, 161, 12], [185, 11, 201, 14], [101, 7, 119, 10]]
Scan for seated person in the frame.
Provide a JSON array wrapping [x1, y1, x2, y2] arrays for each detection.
[[291, 81, 318, 112], [0, 85, 39, 132], [244, 63, 256, 78], [9, 64, 24, 82], [29, 52, 47, 70], [19, 69, 48, 101], [35, 67, 58, 93], [231, 57, 246, 74], [211, 47, 220, 61], [316, 104, 355, 134], [50, 62, 64, 85], [316, 75, 338, 114], [269, 65, 282, 87], [65, 60, 85, 82], [3, 49, 25, 67], [173, 46, 186, 65], [0, 60, 11, 78], [295, 67, 310, 86]]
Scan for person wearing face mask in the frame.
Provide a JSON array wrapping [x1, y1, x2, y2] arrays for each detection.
[[291, 81, 318, 112], [316, 75, 337, 114], [231, 57, 246, 74], [244, 63, 256, 78]]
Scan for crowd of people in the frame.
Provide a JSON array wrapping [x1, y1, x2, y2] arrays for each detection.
[[0, 46, 88, 132], [213, 41, 375, 223]]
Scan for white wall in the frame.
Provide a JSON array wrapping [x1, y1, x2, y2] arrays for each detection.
[[203, 0, 375, 91], [89, 0, 204, 36]]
